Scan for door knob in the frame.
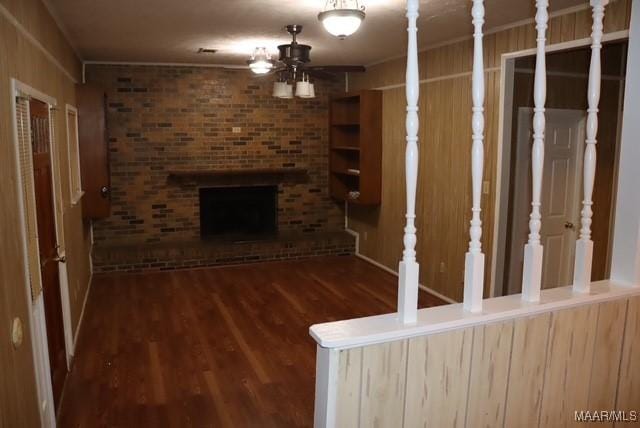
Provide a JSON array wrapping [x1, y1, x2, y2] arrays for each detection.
[[100, 186, 110, 197], [564, 221, 575, 230], [53, 254, 66, 263]]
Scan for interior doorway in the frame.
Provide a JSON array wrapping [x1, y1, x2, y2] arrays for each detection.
[[29, 98, 68, 410], [495, 41, 628, 296]]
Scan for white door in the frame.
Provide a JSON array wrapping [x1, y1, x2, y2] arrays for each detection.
[[506, 108, 585, 294]]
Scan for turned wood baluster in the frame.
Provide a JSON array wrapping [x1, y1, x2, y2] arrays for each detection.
[[463, 0, 485, 313], [398, 0, 420, 324], [574, 0, 608, 293], [522, 0, 548, 302]]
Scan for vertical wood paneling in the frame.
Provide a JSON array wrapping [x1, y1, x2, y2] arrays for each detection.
[[465, 321, 514, 428], [539, 305, 599, 427], [404, 328, 473, 427], [348, 0, 631, 302], [616, 296, 640, 413], [503, 313, 551, 428], [336, 347, 362, 427], [0, 1, 89, 426], [332, 296, 639, 428], [588, 299, 628, 416], [360, 340, 408, 428]]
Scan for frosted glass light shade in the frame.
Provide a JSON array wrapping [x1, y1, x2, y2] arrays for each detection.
[[273, 81, 288, 97], [318, 9, 365, 39], [298, 83, 315, 99], [248, 47, 274, 74], [296, 81, 311, 98]]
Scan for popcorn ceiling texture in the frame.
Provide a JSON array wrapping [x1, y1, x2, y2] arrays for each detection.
[[86, 64, 352, 272]]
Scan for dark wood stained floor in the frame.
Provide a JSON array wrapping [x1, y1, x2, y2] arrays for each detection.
[[58, 256, 445, 427]]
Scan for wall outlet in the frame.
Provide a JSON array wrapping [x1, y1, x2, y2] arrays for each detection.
[[232, 126, 242, 134], [363, 231, 368, 241], [439, 261, 446, 273]]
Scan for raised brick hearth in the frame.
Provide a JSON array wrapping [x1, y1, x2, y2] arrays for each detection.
[[87, 64, 352, 272]]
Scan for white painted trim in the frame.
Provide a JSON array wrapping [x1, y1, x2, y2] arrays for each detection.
[[0, 2, 78, 83], [490, 56, 514, 298], [11, 78, 56, 428], [72, 272, 93, 350], [489, 31, 630, 298], [313, 345, 339, 428], [310, 279, 640, 349], [83, 60, 249, 70], [365, 2, 594, 68], [65, 104, 84, 206], [46, 92, 75, 370], [611, 0, 640, 285]]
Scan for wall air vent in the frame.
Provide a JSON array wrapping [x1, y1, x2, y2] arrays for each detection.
[[197, 48, 218, 54]]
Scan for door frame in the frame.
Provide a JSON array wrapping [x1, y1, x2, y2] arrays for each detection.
[[489, 30, 630, 297], [505, 107, 586, 295], [11, 78, 73, 426]]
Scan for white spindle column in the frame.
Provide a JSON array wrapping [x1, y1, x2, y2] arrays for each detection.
[[573, 0, 608, 293], [398, 0, 420, 324], [463, 0, 485, 313], [522, 0, 548, 303]]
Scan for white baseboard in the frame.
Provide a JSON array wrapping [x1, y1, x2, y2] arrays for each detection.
[[344, 220, 458, 305], [72, 272, 92, 353]]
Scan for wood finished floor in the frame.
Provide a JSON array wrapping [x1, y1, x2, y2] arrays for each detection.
[[58, 256, 445, 427]]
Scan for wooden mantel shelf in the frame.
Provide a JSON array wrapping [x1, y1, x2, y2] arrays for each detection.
[[167, 168, 309, 186]]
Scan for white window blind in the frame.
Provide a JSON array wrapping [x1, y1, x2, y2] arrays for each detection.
[[15, 94, 43, 300]]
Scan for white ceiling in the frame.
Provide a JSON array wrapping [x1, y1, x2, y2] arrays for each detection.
[[48, 0, 586, 66]]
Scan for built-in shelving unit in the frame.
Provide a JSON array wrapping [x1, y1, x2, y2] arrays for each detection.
[[329, 90, 382, 205]]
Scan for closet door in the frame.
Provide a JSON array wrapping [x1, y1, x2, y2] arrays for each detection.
[[77, 84, 110, 218]]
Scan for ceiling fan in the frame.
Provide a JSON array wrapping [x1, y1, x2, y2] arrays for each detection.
[[249, 25, 366, 81]]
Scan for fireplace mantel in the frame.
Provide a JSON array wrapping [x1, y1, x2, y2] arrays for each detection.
[[167, 168, 309, 186]]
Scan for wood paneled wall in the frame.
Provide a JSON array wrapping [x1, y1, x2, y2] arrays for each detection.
[[0, 0, 91, 425], [347, 0, 632, 302], [333, 295, 640, 427]]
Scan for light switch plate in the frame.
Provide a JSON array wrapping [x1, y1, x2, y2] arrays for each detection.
[[11, 317, 23, 348], [232, 127, 242, 134]]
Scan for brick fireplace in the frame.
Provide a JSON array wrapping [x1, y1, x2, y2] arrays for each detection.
[[86, 64, 354, 273]]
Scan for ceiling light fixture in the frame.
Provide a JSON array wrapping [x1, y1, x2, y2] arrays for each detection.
[[318, 0, 366, 39], [248, 47, 274, 74]]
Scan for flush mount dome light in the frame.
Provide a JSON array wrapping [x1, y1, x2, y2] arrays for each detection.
[[318, 0, 365, 39], [248, 47, 274, 74]]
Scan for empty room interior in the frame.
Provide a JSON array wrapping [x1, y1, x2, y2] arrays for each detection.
[[1, 0, 639, 427]]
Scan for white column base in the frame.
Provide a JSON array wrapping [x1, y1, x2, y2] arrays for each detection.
[[573, 239, 594, 293], [313, 345, 339, 428], [463, 252, 484, 313], [522, 243, 543, 302], [398, 260, 419, 324]]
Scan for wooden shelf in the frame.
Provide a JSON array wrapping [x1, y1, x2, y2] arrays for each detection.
[[328, 90, 382, 205]]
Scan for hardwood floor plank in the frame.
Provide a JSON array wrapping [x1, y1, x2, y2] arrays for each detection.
[[58, 256, 445, 427]]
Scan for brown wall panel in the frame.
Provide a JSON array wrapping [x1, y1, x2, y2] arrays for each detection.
[[0, 0, 91, 425]]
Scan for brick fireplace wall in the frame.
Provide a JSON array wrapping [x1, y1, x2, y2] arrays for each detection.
[[86, 64, 353, 272]]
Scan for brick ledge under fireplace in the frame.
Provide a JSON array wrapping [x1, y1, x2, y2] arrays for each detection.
[[92, 230, 355, 274]]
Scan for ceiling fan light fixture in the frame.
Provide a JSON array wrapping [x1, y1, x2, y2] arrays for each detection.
[[318, 1, 365, 39], [248, 47, 274, 74], [273, 81, 288, 97]]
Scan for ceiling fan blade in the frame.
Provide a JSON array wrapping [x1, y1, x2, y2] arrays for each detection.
[[305, 69, 339, 81], [305, 65, 366, 73]]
